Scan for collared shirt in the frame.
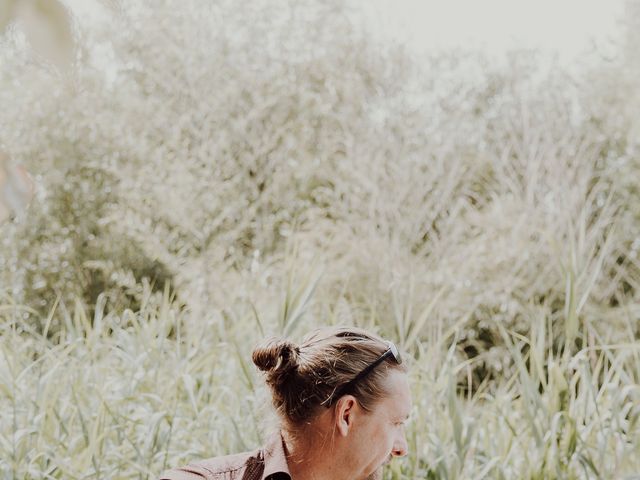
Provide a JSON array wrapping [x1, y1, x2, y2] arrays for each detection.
[[159, 433, 292, 480]]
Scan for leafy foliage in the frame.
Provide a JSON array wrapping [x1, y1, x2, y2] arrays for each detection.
[[1, 0, 640, 476]]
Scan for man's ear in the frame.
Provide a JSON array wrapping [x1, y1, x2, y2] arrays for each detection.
[[334, 395, 358, 436]]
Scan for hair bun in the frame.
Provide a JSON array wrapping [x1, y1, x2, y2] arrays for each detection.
[[252, 338, 300, 377]]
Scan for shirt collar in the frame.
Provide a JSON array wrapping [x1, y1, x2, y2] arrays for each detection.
[[262, 432, 292, 480]]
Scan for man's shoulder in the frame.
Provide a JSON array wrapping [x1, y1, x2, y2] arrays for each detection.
[[159, 446, 264, 480]]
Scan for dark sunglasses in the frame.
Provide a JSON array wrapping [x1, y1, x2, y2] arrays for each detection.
[[322, 341, 402, 407]]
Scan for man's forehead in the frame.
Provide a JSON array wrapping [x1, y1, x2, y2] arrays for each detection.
[[382, 370, 412, 412]]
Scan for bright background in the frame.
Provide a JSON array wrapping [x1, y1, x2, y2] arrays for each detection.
[[367, 0, 626, 61], [1, 1, 639, 479]]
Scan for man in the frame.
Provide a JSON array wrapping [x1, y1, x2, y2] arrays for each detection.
[[160, 326, 411, 480]]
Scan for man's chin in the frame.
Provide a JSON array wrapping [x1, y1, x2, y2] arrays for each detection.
[[364, 466, 383, 480]]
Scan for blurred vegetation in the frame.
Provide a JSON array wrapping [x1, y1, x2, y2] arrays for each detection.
[[1, 0, 638, 365], [0, 0, 640, 477]]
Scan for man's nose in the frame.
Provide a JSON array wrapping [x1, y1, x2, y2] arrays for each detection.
[[391, 432, 408, 457]]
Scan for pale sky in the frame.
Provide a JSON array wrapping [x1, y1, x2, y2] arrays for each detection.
[[62, 0, 629, 70], [364, 0, 627, 62]]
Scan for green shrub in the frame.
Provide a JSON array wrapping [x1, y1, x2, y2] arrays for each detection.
[[0, 0, 639, 381]]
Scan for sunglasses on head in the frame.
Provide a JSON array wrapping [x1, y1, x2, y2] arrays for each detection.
[[322, 341, 402, 407]]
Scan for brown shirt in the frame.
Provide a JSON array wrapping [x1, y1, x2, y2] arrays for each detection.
[[159, 433, 292, 480]]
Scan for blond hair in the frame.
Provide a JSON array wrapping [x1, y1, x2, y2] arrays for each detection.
[[252, 326, 407, 428]]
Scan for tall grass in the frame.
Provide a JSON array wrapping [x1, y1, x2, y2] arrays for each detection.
[[1, 287, 638, 479], [1, 0, 640, 478]]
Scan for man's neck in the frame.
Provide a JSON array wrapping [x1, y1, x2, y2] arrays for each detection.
[[282, 429, 354, 480]]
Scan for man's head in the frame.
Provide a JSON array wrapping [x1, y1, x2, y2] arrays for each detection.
[[252, 326, 411, 479]]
